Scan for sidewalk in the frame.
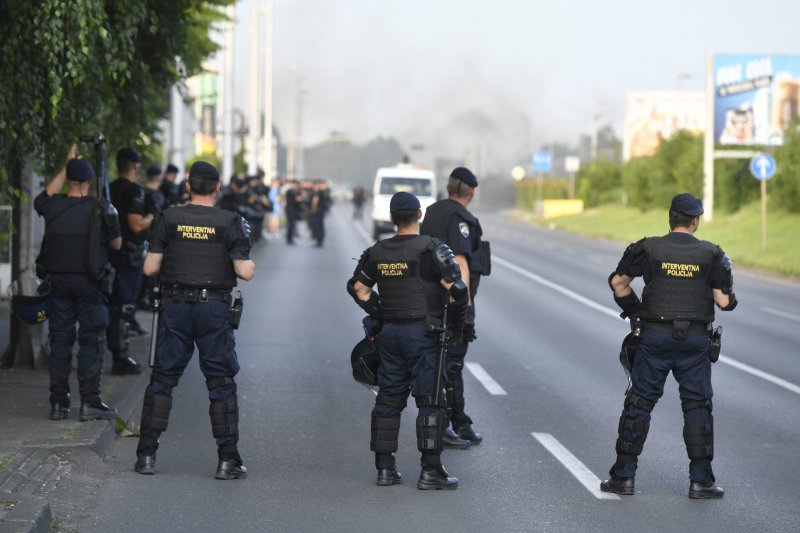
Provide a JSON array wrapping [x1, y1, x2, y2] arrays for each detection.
[[0, 309, 151, 533]]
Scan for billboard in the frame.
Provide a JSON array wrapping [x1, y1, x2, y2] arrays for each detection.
[[714, 54, 800, 146], [623, 91, 705, 161]]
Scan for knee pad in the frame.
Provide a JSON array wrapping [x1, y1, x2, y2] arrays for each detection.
[[625, 391, 656, 412], [370, 415, 400, 454], [376, 392, 407, 410], [141, 391, 172, 432], [50, 330, 77, 347], [120, 303, 136, 322], [416, 411, 445, 453], [107, 314, 129, 353]]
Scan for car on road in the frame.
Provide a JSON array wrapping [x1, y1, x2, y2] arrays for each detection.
[[371, 164, 436, 240]]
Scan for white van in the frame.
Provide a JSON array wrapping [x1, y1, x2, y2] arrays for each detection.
[[371, 165, 437, 240]]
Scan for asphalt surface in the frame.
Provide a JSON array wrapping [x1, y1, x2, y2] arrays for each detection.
[[48, 205, 800, 533]]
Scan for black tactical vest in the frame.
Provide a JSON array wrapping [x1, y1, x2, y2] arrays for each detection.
[[639, 236, 718, 323], [421, 198, 485, 285], [369, 235, 444, 323], [44, 196, 103, 274], [159, 205, 238, 288]]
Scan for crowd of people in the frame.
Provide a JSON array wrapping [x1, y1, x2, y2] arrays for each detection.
[[32, 144, 332, 425]]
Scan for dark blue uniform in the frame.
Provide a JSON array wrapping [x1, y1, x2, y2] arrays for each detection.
[[108, 176, 151, 372], [420, 196, 489, 444], [606, 230, 734, 493], [34, 189, 119, 419], [135, 200, 251, 477]]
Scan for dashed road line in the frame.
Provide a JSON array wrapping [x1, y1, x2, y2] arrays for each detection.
[[465, 362, 507, 395], [494, 254, 800, 397], [532, 432, 619, 500], [760, 306, 800, 322]]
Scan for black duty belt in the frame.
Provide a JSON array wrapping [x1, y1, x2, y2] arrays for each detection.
[[164, 287, 231, 303], [644, 321, 709, 335]]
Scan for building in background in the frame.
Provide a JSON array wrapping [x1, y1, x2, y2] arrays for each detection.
[[623, 91, 705, 161]]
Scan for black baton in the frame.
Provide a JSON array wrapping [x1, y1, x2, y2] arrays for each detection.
[[148, 286, 162, 368]]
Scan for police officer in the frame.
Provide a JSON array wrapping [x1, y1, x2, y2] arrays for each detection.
[[107, 147, 154, 373], [348, 192, 469, 490], [34, 147, 122, 421], [134, 161, 255, 479], [137, 166, 166, 310], [158, 163, 181, 208], [420, 167, 489, 447], [600, 193, 737, 499]]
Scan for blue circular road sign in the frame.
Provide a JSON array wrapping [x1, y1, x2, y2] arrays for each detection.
[[749, 153, 776, 181]]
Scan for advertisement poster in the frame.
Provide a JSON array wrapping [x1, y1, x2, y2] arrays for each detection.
[[714, 54, 800, 146], [623, 91, 705, 161]]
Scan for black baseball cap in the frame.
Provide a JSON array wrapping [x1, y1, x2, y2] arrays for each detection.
[[390, 191, 420, 211], [189, 161, 220, 181], [66, 159, 94, 182], [670, 193, 704, 217], [450, 167, 478, 188]]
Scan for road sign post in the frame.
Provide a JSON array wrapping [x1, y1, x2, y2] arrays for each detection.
[[749, 153, 776, 251], [531, 151, 552, 215]]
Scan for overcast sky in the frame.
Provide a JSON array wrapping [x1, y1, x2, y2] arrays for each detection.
[[228, 0, 799, 152]]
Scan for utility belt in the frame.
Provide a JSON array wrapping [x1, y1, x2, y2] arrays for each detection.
[[643, 320, 709, 339], [163, 286, 232, 304]]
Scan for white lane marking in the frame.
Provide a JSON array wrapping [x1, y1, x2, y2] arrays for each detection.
[[465, 362, 507, 396], [718, 355, 800, 395], [493, 255, 620, 319], [494, 254, 800, 397], [760, 306, 800, 322], [531, 432, 620, 500]]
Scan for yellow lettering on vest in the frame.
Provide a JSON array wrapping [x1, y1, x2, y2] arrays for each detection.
[[178, 225, 215, 240], [377, 262, 409, 277]]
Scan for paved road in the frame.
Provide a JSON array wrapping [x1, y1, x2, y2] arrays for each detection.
[[51, 206, 800, 532]]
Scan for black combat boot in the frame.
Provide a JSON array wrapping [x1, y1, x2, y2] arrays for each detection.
[[134, 454, 156, 475], [600, 476, 635, 495], [49, 402, 70, 420], [417, 464, 459, 490], [453, 418, 483, 444], [215, 460, 248, 480], [689, 481, 724, 499], [377, 468, 402, 486], [79, 401, 119, 422], [443, 425, 471, 449], [112, 355, 143, 375]]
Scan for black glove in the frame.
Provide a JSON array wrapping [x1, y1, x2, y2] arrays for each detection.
[[448, 304, 469, 345], [100, 200, 121, 235], [463, 322, 476, 343]]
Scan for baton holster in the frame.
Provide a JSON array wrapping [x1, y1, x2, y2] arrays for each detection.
[[229, 291, 243, 329], [709, 326, 722, 363]]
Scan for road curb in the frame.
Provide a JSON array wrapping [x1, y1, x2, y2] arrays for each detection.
[[0, 493, 52, 533]]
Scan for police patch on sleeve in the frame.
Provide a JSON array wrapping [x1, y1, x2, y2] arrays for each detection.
[[459, 222, 470, 238]]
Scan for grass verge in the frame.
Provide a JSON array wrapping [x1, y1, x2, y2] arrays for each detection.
[[513, 201, 800, 278]]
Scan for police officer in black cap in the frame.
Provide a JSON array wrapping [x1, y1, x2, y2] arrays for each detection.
[[348, 191, 469, 490], [34, 146, 122, 421], [420, 166, 490, 448], [107, 147, 155, 374], [137, 166, 166, 310], [159, 163, 181, 208], [134, 161, 255, 479], [600, 193, 737, 499]]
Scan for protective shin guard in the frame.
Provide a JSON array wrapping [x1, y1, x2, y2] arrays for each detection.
[[370, 415, 400, 454], [614, 392, 654, 461], [416, 411, 445, 453], [107, 310, 129, 355], [446, 358, 467, 423], [140, 391, 172, 434], [682, 400, 714, 481]]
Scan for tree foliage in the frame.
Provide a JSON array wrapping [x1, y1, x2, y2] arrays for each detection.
[[772, 125, 800, 213], [0, 0, 232, 192], [576, 158, 621, 207]]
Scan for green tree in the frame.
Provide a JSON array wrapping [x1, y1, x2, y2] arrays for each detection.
[[0, 0, 232, 366]]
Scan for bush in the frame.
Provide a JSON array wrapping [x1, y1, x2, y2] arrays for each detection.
[[576, 158, 621, 207]]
